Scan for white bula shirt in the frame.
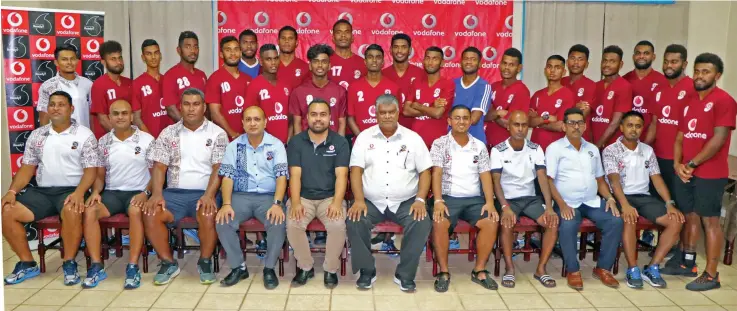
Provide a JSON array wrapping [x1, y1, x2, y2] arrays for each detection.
[[98, 127, 155, 191], [602, 136, 660, 196], [37, 73, 94, 128], [350, 124, 433, 213], [490, 138, 546, 200]]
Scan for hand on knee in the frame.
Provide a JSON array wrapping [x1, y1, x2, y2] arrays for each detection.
[[127, 205, 142, 219], [432, 218, 450, 231]]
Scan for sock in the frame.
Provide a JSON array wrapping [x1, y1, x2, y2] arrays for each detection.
[[23, 261, 37, 267], [683, 251, 696, 268], [239, 262, 246, 271]]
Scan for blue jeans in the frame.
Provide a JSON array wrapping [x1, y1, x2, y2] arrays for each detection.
[[557, 201, 623, 273]]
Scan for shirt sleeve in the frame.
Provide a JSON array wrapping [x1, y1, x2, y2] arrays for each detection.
[[534, 146, 546, 170], [80, 134, 102, 168], [335, 137, 350, 168], [218, 142, 237, 178], [429, 138, 444, 167], [477, 146, 491, 173], [349, 133, 366, 168], [211, 132, 228, 164], [593, 147, 605, 178], [273, 143, 289, 177], [441, 82, 455, 117], [647, 148, 660, 176], [602, 146, 618, 176], [130, 83, 142, 112], [545, 144, 559, 178], [286, 139, 301, 167], [21, 130, 41, 166], [36, 82, 52, 112], [337, 88, 348, 117], [614, 83, 633, 113], [90, 82, 108, 115], [144, 139, 154, 169], [472, 83, 492, 116], [714, 96, 737, 129], [413, 137, 433, 173], [161, 73, 179, 108], [204, 74, 221, 104], [489, 147, 502, 173]]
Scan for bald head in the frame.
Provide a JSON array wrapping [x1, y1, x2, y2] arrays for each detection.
[[509, 110, 528, 123], [242, 105, 267, 137], [109, 100, 134, 131], [110, 100, 132, 112], [243, 105, 265, 119], [507, 110, 529, 141]]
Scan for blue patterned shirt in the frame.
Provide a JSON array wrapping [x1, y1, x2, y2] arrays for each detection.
[[218, 132, 288, 194]]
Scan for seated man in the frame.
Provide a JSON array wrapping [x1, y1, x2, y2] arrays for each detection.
[[546, 107, 624, 290], [603, 111, 684, 288], [2, 91, 101, 285], [84, 100, 155, 289], [429, 105, 499, 292], [143, 88, 228, 285], [347, 94, 433, 292], [492, 111, 559, 289], [286, 99, 350, 288], [216, 106, 287, 289]]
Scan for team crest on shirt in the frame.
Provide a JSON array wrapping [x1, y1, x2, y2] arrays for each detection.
[[134, 146, 142, 155], [327, 145, 335, 153], [354, 70, 361, 79], [555, 99, 563, 108], [588, 151, 594, 158], [705, 102, 713, 112], [651, 83, 658, 91], [284, 88, 290, 96], [266, 151, 274, 160], [577, 88, 584, 97], [415, 90, 421, 99], [399, 145, 407, 153], [473, 155, 479, 164], [206, 139, 213, 147], [103, 148, 109, 156], [491, 91, 496, 101], [295, 69, 302, 77], [330, 97, 337, 107], [607, 91, 614, 100], [71, 141, 78, 150], [645, 160, 650, 169], [369, 144, 375, 150], [384, 89, 391, 94], [655, 92, 662, 102], [507, 94, 514, 104], [678, 90, 686, 100], [434, 88, 441, 97]]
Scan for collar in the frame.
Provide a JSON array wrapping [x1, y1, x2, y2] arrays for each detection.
[[240, 58, 259, 68], [459, 76, 480, 89], [300, 130, 338, 145], [446, 131, 475, 149], [615, 136, 641, 153], [371, 125, 403, 140], [55, 72, 80, 86], [562, 136, 590, 150], [239, 132, 278, 148], [174, 119, 209, 134], [49, 119, 79, 135], [111, 126, 141, 143]]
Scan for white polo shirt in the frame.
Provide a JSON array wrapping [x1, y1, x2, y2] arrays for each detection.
[[37, 73, 94, 128], [430, 132, 491, 198], [490, 138, 546, 200], [148, 120, 228, 190], [350, 124, 433, 213], [22, 120, 101, 187], [99, 127, 155, 191], [602, 136, 660, 195]]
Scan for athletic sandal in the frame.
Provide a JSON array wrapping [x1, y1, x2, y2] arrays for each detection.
[[501, 274, 516, 288], [434, 272, 451, 293], [471, 269, 498, 290], [534, 274, 556, 288]]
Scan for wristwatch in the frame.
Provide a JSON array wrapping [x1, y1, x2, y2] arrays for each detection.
[[666, 200, 676, 207], [273, 199, 282, 205], [143, 190, 151, 196], [687, 160, 698, 168]]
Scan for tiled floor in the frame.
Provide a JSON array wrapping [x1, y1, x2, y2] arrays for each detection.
[[3, 238, 737, 311]]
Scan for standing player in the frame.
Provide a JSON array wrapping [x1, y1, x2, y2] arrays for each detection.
[[485, 48, 530, 148], [277, 26, 309, 90], [384, 34, 425, 128], [37, 44, 93, 127], [238, 29, 260, 79], [162, 31, 208, 123], [330, 19, 366, 90], [206, 36, 252, 140], [453, 47, 491, 145], [591, 45, 632, 149], [347, 44, 402, 136], [402, 46, 455, 148], [623, 41, 669, 144], [245, 44, 292, 144], [530, 55, 576, 151], [562, 44, 597, 142], [132, 39, 168, 138]]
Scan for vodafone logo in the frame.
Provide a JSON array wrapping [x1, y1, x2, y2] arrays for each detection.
[[87, 39, 100, 53], [688, 118, 697, 132], [16, 156, 23, 169], [482, 46, 497, 62], [254, 12, 269, 27], [463, 14, 479, 30], [357, 43, 370, 58], [159, 98, 166, 110], [61, 15, 75, 29], [368, 105, 376, 117], [274, 102, 284, 114], [662, 105, 671, 118], [10, 61, 26, 75], [296, 12, 312, 27], [7, 12, 23, 27], [633, 95, 644, 107], [504, 15, 513, 30], [442, 46, 456, 61], [596, 105, 604, 116], [235, 96, 245, 107], [35, 38, 51, 52], [338, 12, 353, 24], [422, 14, 437, 29], [380, 13, 396, 28], [13, 109, 29, 123]]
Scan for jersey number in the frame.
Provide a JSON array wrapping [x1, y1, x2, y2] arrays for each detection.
[[357, 91, 364, 102], [106, 89, 116, 100], [259, 89, 270, 100], [141, 85, 152, 96], [221, 82, 231, 93], [177, 77, 191, 89], [331, 66, 342, 76]]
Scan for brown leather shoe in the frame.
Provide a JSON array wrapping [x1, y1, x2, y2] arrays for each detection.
[[593, 267, 620, 288], [566, 271, 583, 290]]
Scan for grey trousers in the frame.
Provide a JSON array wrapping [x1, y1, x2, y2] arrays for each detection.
[[216, 192, 286, 270], [346, 197, 432, 280]]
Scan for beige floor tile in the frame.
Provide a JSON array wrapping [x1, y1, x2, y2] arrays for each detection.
[[108, 290, 162, 308], [24, 289, 80, 306], [289, 279, 333, 295], [166, 276, 211, 293], [9, 273, 58, 289], [331, 294, 374, 310], [530, 279, 580, 293], [500, 293, 550, 310], [148, 309, 195, 311], [247, 274, 291, 294], [240, 293, 288, 310], [723, 306, 737, 311], [152, 291, 204, 309], [4, 305, 17, 310], [195, 309, 237, 311], [330, 282, 371, 295], [541, 293, 592, 309], [65, 290, 120, 307], [372, 278, 406, 295], [660, 290, 715, 306], [594, 308, 639, 311], [284, 294, 330, 310], [3, 287, 39, 305], [622, 290, 675, 307], [59, 307, 105, 311], [458, 293, 507, 310], [13, 306, 61, 311], [205, 278, 252, 294], [636, 307, 684, 311], [680, 306, 727, 311], [497, 279, 539, 294], [551, 309, 596, 311], [580, 291, 634, 308], [703, 289, 737, 305], [415, 293, 463, 310], [195, 293, 244, 310], [373, 294, 419, 310], [102, 308, 149, 311]]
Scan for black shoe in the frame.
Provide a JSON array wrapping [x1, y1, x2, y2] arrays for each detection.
[[263, 268, 279, 289], [356, 269, 376, 290], [393, 273, 416, 292], [221, 267, 249, 287], [324, 271, 338, 289], [291, 267, 315, 286]]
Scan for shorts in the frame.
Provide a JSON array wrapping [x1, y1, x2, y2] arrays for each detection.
[[650, 158, 675, 202], [431, 195, 486, 231], [101, 190, 142, 216], [163, 188, 209, 227], [494, 196, 545, 220], [621, 194, 666, 223], [16, 186, 77, 221], [673, 176, 728, 217]]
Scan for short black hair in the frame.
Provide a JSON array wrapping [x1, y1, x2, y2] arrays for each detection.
[[449, 105, 471, 115], [621, 110, 644, 124], [635, 40, 655, 53], [219, 36, 238, 51], [547, 54, 565, 64], [238, 29, 257, 42], [503, 47, 522, 64], [425, 46, 442, 56], [568, 44, 590, 60], [332, 19, 352, 31], [563, 107, 584, 122], [308, 97, 331, 113], [54, 44, 78, 59], [461, 46, 481, 59], [602, 45, 624, 61], [390, 33, 412, 47], [259, 43, 278, 56], [664, 44, 687, 61], [49, 90, 72, 105], [178, 31, 199, 47], [694, 53, 724, 74], [141, 39, 159, 52], [307, 44, 334, 61], [365, 44, 384, 57], [99, 40, 122, 60], [278, 25, 297, 39]]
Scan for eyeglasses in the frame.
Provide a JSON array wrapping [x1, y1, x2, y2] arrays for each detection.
[[565, 120, 586, 127]]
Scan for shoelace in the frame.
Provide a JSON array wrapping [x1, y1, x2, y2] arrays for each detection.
[[62, 262, 77, 276], [11, 262, 28, 275], [648, 265, 662, 279], [125, 265, 138, 279], [627, 267, 642, 279], [156, 262, 174, 274], [86, 265, 102, 278]]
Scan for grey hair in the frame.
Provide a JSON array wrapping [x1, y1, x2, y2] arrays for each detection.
[[181, 87, 205, 102], [375, 94, 399, 110]]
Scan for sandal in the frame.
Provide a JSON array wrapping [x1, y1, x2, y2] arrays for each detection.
[[534, 274, 557, 288], [501, 274, 516, 288], [471, 269, 498, 290], [434, 272, 451, 293]]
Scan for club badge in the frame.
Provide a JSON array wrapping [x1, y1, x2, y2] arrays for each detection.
[[399, 145, 407, 153], [134, 146, 142, 155], [473, 155, 479, 164], [266, 151, 274, 160], [71, 141, 78, 150], [588, 151, 594, 158], [206, 138, 213, 147]]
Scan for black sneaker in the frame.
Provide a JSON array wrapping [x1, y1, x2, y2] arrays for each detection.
[[356, 269, 377, 290], [291, 267, 315, 286], [263, 268, 279, 289], [686, 272, 721, 291], [221, 267, 249, 287], [393, 273, 416, 292], [324, 271, 338, 289]]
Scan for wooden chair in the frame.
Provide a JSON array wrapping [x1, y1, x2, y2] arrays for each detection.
[[295, 219, 348, 276], [175, 217, 220, 273], [98, 214, 151, 273], [238, 218, 290, 276], [427, 220, 477, 276], [493, 216, 541, 277]]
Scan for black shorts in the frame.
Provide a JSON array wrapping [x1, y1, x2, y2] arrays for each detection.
[[621, 194, 666, 223], [673, 176, 728, 217], [431, 196, 486, 232], [101, 190, 141, 216], [15, 186, 77, 221], [650, 158, 675, 202], [495, 196, 545, 220]]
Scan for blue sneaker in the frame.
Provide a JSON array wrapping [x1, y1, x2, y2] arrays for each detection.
[[121, 234, 130, 246], [197, 258, 216, 284], [449, 238, 460, 250], [62, 260, 81, 286], [183, 229, 200, 244], [642, 264, 667, 288], [124, 264, 141, 289], [153, 260, 180, 285], [381, 241, 399, 258], [82, 263, 107, 288], [625, 266, 644, 289], [4, 261, 40, 285], [642, 230, 655, 246]]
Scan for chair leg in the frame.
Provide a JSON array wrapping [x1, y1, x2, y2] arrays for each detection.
[[38, 228, 47, 273], [724, 239, 735, 265], [426, 239, 433, 263], [562, 265, 567, 277], [213, 244, 220, 273], [279, 257, 285, 277], [493, 247, 501, 277], [593, 232, 601, 261], [341, 244, 347, 276], [578, 233, 587, 260], [282, 240, 290, 263], [142, 241, 149, 273], [115, 228, 123, 257], [523, 232, 532, 262], [468, 231, 476, 262], [613, 246, 621, 275], [176, 228, 185, 259]]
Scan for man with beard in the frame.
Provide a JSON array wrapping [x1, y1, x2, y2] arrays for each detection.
[[347, 45, 402, 136], [591, 45, 633, 149], [291, 44, 347, 135], [286, 99, 350, 288], [403, 46, 455, 148], [530, 55, 576, 151], [623, 41, 669, 144], [238, 29, 260, 79], [206, 36, 253, 140], [452, 47, 492, 145], [91, 41, 146, 138], [245, 44, 292, 144], [384, 34, 425, 128], [162, 31, 208, 123], [133, 39, 169, 138], [329, 19, 366, 90], [277, 26, 309, 90], [562, 44, 597, 142], [671, 53, 736, 291], [37, 44, 94, 128], [485, 48, 530, 148]]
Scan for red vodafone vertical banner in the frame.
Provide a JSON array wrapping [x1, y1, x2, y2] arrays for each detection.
[[216, 0, 513, 82]]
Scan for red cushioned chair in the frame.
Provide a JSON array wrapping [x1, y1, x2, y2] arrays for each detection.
[[35, 216, 63, 273], [493, 216, 541, 277], [296, 218, 349, 276], [175, 217, 220, 273], [98, 214, 151, 273], [427, 219, 477, 276], [238, 218, 289, 276]]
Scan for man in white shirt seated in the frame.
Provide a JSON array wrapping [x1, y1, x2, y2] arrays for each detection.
[[143, 88, 228, 286], [429, 105, 498, 292], [347, 94, 433, 293], [491, 111, 559, 289], [2, 91, 101, 286], [602, 111, 684, 289]]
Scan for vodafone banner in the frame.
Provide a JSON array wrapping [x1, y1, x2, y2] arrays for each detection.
[[2, 6, 105, 176], [217, 0, 513, 81]]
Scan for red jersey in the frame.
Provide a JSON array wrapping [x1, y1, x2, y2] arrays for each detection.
[[591, 76, 632, 146], [277, 58, 310, 90], [623, 69, 669, 140], [408, 76, 455, 147], [132, 72, 169, 138], [161, 63, 207, 110], [383, 64, 426, 128], [562, 75, 597, 141], [90, 74, 133, 138], [245, 75, 290, 143], [205, 68, 252, 135], [289, 80, 347, 131], [680, 87, 737, 179], [485, 80, 531, 147], [347, 77, 401, 133], [329, 54, 366, 90], [530, 87, 576, 151], [652, 77, 695, 160]]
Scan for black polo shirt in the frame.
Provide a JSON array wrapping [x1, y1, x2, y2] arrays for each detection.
[[287, 130, 350, 200]]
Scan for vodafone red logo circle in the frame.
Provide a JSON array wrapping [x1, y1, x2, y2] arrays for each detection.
[[61, 15, 75, 29], [36, 38, 51, 52], [87, 39, 100, 53], [504, 15, 513, 30], [274, 102, 283, 114], [338, 12, 353, 24], [16, 156, 23, 168], [661, 105, 671, 118], [596, 105, 604, 116], [688, 119, 697, 132], [7, 12, 22, 27], [10, 61, 26, 75], [254, 12, 269, 27], [235, 96, 244, 107], [13, 109, 29, 123], [159, 98, 166, 110], [633, 96, 644, 107], [368, 105, 376, 117]]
